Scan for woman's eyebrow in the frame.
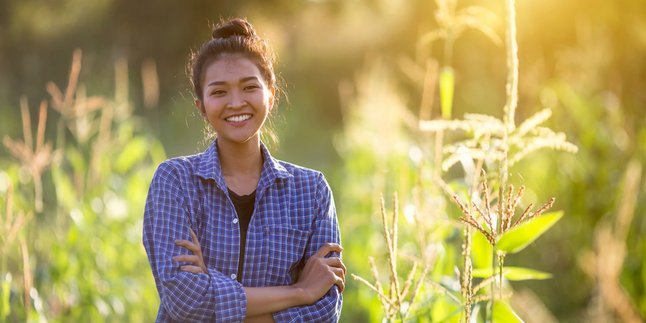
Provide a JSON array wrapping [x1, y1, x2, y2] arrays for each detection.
[[206, 76, 260, 87]]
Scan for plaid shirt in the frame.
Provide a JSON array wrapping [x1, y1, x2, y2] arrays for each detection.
[[143, 141, 342, 322]]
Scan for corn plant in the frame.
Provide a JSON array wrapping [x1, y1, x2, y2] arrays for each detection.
[[1, 49, 164, 321], [349, 0, 577, 321]]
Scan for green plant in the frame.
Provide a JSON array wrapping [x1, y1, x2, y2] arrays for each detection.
[[348, 0, 577, 321], [1, 49, 164, 321]]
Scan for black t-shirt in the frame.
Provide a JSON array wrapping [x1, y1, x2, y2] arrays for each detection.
[[228, 189, 256, 283]]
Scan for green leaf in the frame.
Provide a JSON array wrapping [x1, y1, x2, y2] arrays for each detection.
[[1, 273, 11, 320], [493, 300, 524, 323], [472, 229, 493, 269], [496, 211, 563, 254], [472, 266, 552, 281], [430, 297, 461, 323], [440, 67, 454, 119], [115, 137, 149, 173], [67, 145, 87, 177], [52, 167, 77, 210]]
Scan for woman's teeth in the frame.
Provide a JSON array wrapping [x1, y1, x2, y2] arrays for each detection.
[[226, 114, 251, 122]]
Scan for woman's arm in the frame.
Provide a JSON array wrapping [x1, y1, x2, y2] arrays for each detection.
[[271, 173, 343, 322], [168, 169, 345, 321], [144, 162, 248, 322], [176, 231, 346, 317]]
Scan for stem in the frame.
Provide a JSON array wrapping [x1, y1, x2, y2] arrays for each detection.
[[462, 226, 473, 323], [491, 1, 519, 321], [498, 252, 505, 301], [503, 0, 518, 133], [489, 244, 496, 322], [444, 36, 455, 68], [501, 0, 519, 188]]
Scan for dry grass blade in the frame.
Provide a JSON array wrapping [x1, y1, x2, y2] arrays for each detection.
[[65, 49, 82, 108], [453, 194, 495, 244], [451, 194, 471, 218], [36, 100, 48, 152], [503, 184, 514, 230], [511, 185, 525, 211], [459, 216, 494, 245], [48, 49, 82, 115], [516, 108, 551, 137], [20, 97, 33, 150], [527, 197, 555, 221], [19, 235, 33, 318], [512, 202, 534, 228], [472, 273, 499, 294], [368, 257, 389, 311], [351, 274, 396, 308], [401, 262, 418, 299], [426, 280, 461, 304], [405, 264, 430, 317], [392, 193, 399, 273], [472, 201, 492, 232]]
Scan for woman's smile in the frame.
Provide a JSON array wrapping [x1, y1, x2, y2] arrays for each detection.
[[225, 113, 253, 123], [197, 54, 274, 146]]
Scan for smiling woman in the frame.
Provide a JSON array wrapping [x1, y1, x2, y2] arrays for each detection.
[[198, 55, 274, 164], [142, 18, 346, 322]]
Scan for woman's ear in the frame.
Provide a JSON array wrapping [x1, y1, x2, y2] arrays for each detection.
[[195, 99, 206, 117]]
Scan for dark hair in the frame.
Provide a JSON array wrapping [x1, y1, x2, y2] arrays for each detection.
[[188, 18, 277, 102]]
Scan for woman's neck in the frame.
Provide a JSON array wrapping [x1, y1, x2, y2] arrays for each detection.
[[217, 137, 263, 195]]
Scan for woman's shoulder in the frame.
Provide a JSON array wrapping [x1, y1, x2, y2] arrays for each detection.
[[153, 151, 206, 180], [275, 159, 320, 177], [272, 158, 330, 188]]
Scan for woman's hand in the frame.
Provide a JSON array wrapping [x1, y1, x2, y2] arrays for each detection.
[[172, 229, 207, 274], [293, 243, 346, 305]]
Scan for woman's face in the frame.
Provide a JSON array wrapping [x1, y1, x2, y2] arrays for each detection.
[[197, 54, 274, 147]]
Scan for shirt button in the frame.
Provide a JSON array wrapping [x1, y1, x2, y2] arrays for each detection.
[[232, 218, 239, 224], [230, 273, 237, 280]]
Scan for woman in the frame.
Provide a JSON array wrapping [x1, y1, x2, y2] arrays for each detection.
[[143, 18, 345, 322]]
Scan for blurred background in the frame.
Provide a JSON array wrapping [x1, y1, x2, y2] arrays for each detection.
[[0, 0, 645, 322]]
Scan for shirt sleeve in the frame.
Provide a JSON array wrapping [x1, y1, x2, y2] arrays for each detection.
[[143, 161, 247, 322], [272, 173, 343, 323]]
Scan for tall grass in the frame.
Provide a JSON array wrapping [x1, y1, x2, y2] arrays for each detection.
[[1, 49, 163, 321]]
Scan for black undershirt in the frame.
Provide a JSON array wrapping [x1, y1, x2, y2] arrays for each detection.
[[228, 189, 256, 283]]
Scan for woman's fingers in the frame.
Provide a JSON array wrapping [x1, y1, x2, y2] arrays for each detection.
[[175, 239, 200, 254], [324, 257, 346, 274], [180, 265, 205, 274], [314, 243, 343, 258], [331, 267, 345, 281], [172, 254, 201, 263], [174, 230, 208, 274], [189, 228, 200, 247], [334, 275, 345, 293]]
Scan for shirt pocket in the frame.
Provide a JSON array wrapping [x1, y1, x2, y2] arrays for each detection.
[[264, 226, 310, 285]]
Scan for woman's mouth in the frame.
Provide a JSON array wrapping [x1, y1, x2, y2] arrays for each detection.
[[225, 114, 252, 123]]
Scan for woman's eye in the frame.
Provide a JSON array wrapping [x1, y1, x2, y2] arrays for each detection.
[[244, 85, 260, 91], [211, 90, 225, 96]]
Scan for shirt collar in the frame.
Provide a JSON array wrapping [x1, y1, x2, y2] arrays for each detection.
[[195, 140, 293, 192]]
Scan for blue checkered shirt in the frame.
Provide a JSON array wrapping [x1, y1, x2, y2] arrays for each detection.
[[143, 141, 342, 322]]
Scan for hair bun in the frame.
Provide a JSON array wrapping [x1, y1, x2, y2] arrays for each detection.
[[212, 18, 257, 39]]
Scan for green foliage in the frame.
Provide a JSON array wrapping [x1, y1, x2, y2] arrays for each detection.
[[472, 267, 551, 281], [439, 67, 455, 119], [0, 51, 163, 321], [0, 0, 644, 321], [496, 211, 564, 254], [492, 300, 523, 323]]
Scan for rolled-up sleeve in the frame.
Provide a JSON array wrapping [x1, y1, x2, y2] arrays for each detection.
[[272, 173, 343, 322], [143, 161, 247, 322]]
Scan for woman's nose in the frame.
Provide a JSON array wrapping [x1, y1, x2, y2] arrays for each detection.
[[227, 90, 245, 108]]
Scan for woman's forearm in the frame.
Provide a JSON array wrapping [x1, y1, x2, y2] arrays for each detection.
[[245, 313, 275, 323], [243, 285, 306, 316]]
